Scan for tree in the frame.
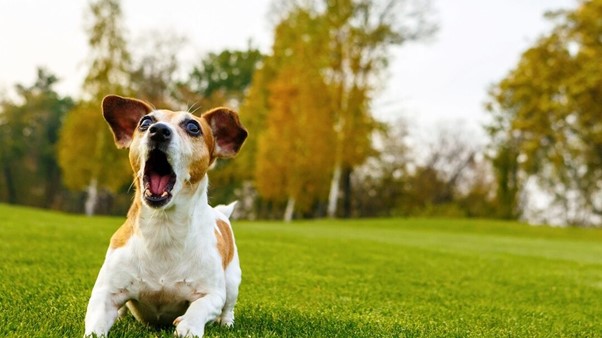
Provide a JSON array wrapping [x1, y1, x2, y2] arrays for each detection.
[[319, 0, 437, 218], [185, 46, 264, 109], [398, 125, 489, 217], [233, 62, 276, 219], [486, 0, 602, 225], [351, 121, 495, 218], [245, 8, 335, 220], [244, 0, 436, 219], [0, 68, 74, 208], [58, 0, 132, 215], [490, 142, 520, 219], [350, 120, 409, 217], [255, 62, 335, 221]]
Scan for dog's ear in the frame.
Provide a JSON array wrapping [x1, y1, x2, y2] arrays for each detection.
[[102, 95, 153, 148], [202, 108, 248, 158]]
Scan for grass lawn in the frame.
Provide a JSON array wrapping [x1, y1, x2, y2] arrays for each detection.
[[1, 203, 601, 337]]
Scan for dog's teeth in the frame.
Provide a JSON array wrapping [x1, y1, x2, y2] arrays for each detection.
[[144, 189, 152, 197], [161, 191, 168, 198]]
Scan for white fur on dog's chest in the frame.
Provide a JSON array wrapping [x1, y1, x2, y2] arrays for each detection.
[[130, 209, 222, 280], [124, 245, 218, 301], [109, 230, 224, 326]]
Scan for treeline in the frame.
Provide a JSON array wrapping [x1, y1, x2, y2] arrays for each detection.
[[2, 0, 601, 225], [487, 0, 602, 226], [0, 0, 487, 220]]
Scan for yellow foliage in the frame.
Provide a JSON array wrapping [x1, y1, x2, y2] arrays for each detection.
[[57, 101, 131, 192], [255, 63, 335, 211]]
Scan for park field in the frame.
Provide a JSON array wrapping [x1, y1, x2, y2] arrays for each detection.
[[0, 203, 601, 337]]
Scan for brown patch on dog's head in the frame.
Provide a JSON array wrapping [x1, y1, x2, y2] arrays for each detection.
[[187, 107, 247, 184], [201, 108, 247, 159], [102, 95, 153, 148], [186, 115, 214, 185]]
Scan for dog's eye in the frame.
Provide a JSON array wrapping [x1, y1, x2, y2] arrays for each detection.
[[139, 116, 153, 131], [185, 120, 201, 136]]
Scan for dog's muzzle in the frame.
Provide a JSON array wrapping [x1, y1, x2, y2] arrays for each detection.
[[143, 124, 176, 208]]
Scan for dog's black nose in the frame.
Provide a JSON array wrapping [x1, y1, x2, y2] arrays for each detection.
[[149, 123, 172, 143]]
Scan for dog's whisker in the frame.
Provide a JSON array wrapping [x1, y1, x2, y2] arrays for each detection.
[[186, 101, 195, 113], [190, 101, 203, 115], [127, 181, 135, 193], [186, 101, 194, 112]]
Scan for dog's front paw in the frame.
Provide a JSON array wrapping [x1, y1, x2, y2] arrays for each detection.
[[173, 316, 205, 338], [215, 311, 234, 327]]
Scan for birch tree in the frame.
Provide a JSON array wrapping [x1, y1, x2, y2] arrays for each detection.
[[320, 0, 436, 217]]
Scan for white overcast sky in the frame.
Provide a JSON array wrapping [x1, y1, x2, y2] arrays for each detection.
[[0, 0, 576, 138]]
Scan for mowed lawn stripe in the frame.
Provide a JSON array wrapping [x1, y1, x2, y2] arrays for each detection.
[[240, 219, 602, 264], [0, 204, 601, 337]]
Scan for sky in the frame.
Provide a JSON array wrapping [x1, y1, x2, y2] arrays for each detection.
[[0, 0, 576, 140]]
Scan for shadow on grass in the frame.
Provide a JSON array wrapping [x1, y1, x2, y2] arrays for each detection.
[[108, 305, 416, 338]]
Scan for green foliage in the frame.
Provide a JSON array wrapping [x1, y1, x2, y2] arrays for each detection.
[[187, 47, 264, 107], [2, 204, 602, 337], [0, 68, 74, 207], [487, 0, 602, 224], [173, 48, 264, 116]]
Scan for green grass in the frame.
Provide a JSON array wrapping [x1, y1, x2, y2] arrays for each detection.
[[1, 204, 601, 337]]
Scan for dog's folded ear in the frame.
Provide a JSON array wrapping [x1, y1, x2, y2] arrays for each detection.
[[102, 95, 153, 148], [202, 108, 248, 158]]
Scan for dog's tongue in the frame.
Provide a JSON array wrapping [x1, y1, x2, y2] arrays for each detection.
[[149, 173, 170, 195]]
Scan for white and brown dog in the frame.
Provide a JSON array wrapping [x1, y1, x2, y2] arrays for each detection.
[[84, 95, 247, 337]]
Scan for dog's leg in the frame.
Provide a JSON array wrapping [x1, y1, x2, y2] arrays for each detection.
[[216, 255, 241, 327], [173, 292, 225, 337], [84, 262, 129, 337], [84, 287, 122, 337], [118, 304, 129, 318]]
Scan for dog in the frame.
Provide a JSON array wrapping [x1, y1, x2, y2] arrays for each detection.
[[84, 95, 247, 337]]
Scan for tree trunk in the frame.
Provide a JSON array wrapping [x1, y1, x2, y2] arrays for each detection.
[[284, 196, 296, 222], [2, 163, 17, 204], [85, 178, 98, 216], [327, 164, 342, 218], [342, 166, 353, 218]]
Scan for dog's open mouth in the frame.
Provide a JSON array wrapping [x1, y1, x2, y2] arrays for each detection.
[[143, 149, 176, 208]]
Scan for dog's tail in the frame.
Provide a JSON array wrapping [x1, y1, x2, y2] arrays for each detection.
[[215, 201, 238, 218]]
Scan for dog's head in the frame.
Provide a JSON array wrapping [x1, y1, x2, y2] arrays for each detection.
[[102, 95, 247, 209]]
